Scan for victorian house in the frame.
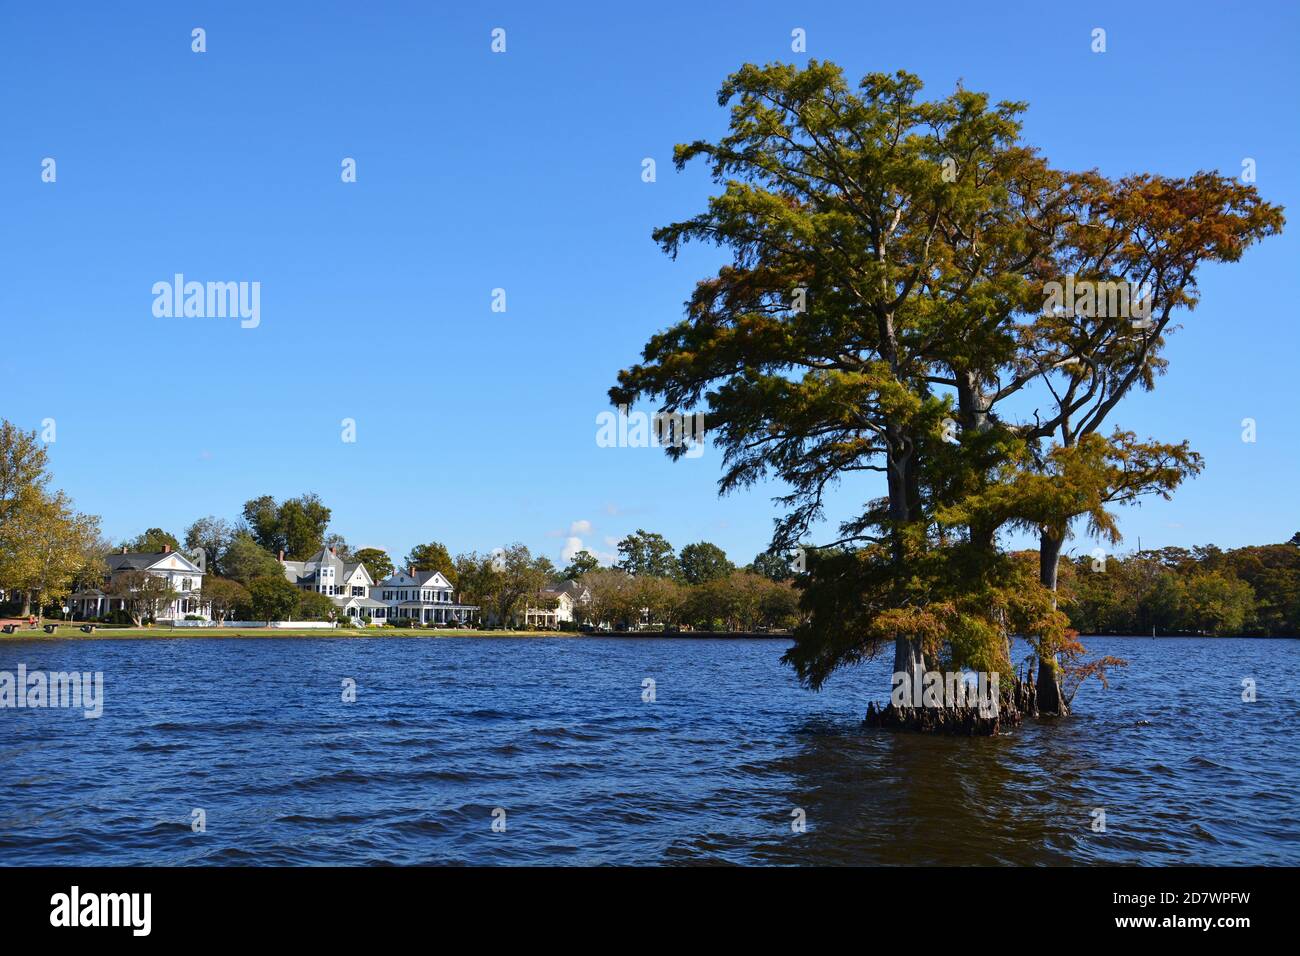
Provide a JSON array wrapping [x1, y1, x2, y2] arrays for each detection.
[[280, 546, 387, 623], [373, 567, 479, 625]]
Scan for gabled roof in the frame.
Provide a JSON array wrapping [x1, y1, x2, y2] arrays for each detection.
[[282, 549, 375, 587], [379, 569, 453, 588], [107, 551, 204, 575], [546, 579, 591, 600]]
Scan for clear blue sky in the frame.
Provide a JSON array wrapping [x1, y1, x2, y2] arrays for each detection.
[[2, 1, 1296, 568]]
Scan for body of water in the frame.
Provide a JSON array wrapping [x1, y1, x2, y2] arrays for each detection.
[[0, 635, 1295, 865]]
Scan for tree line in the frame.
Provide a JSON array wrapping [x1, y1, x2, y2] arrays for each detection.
[[1052, 537, 1300, 637]]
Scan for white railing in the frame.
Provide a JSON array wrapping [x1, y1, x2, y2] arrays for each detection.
[[166, 620, 340, 629]]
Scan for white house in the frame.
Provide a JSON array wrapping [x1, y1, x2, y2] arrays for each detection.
[[374, 567, 479, 625], [280, 546, 387, 623], [71, 545, 207, 622], [523, 580, 591, 628]]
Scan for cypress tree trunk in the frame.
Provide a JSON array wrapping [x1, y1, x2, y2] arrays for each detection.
[[893, 633, 925, 706], [1037, 529, 1069, 717]]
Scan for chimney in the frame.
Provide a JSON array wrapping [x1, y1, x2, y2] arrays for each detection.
[[121, 546, 128, 554], [409, 566, 415, 576], [278, 550, 285, 561], [329, 546, 336, 555], [163, 544, 171, 553]]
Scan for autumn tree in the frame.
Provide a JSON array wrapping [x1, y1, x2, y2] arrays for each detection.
[[109, 570, 179, 627], [611, 62, 1076, 707], [454, 544, 553, 627], [611, 61, 1282, 722], [1, 490, 100, 617]]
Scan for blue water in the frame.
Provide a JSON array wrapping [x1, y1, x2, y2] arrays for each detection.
[[0, 636, 1296, 865]]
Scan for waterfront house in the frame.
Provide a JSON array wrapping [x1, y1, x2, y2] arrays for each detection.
[[71, 545, 206, 621], [373, 567, 479, 625], [523, 580, 591, 628], [280, 546, 387, 623]]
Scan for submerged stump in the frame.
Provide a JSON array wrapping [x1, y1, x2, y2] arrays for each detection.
[[864, 675, 1035, 736]]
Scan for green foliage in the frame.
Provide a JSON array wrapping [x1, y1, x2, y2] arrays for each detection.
[[405, 540, 456, 584], [222, 533, 283, 586], [203, 576, 249, 622], [296, 589, 337, 622], [749, 549, 795, 581], [127, 527, 180, 553], [241, 493, 332, 559], [616, 529, 679, 579], [610, 60, 1283, 694], [561, 550, 601, 579], [247, 575, 300, 622], [1063, 540, 1296, 636], [454, 543, 554, 626], [678, 541, 734, 585], [353, 547, 394, 583], [183, 516, 234, 575]]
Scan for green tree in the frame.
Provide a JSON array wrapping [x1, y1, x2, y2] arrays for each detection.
[[0, 421, 50, 529], [204, 577, 250, 623], [616, 530, 678, 579], [561, 550, 601, 579], [240, 493, 331, 559], [248, 576, 300, 622], [405, 541, 456, 585], [1, 490, 100, 617], [749, 549, 795, 582], [610, 61, 1282, 716], [242, 495, 282, 552], [296, 589, 338, 622], [353, 547, 394, 583], [582, 569, 639, 630], [278, 494, 331, 559], [222, 533, 283, 586], [184, 516, 234, 575], [127, 527, 180, 553], [678, 541, 734, 585], [1180, 571, 1255, 636]]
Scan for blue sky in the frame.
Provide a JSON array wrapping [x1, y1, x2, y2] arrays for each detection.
[[2, 1, 1297, 569]]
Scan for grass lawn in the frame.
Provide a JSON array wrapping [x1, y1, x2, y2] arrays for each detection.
[[1, 624, 585, 640]]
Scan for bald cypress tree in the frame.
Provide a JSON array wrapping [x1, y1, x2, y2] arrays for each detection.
[[612, 62, 1282, 723]]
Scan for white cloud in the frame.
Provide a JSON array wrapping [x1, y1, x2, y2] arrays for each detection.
[[569, 519, 593, 536], [561, 537, 586, 563]]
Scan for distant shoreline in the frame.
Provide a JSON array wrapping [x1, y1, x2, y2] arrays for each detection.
[[0, 627, 1293, 643], [0, 626, 796, 642]]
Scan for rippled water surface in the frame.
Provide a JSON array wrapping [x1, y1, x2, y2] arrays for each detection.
[[1, 635, 1296, 865]]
